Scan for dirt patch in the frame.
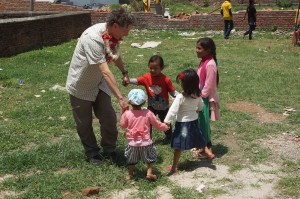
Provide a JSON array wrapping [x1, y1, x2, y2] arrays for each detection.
[[110, 188, 138, 199], [0, 174, 14, 183], [54, 168, 74, 176], [107, 129, 300, 199], [168, 163, 281, 199], [0, 191, 20, 198], [226, 101, 286, 123], [259, 131, 300, 162], [21, 142, 37, 151]]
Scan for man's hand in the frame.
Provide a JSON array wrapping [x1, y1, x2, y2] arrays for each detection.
[[119, 98, 129, 113], [122, 74, 130, 87]]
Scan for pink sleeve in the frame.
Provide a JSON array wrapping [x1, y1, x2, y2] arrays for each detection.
[[201, 63, 217, 98], [148, 111, 169, 131], [120, 111, 128, 128]]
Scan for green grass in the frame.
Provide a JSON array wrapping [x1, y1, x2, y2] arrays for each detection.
[[0, 29, 300, 198]]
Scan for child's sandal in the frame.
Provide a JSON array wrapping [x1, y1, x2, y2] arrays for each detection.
[[191, 148, 202, 158], [206, 153, 215, 160], [146, 174, 157, 181]]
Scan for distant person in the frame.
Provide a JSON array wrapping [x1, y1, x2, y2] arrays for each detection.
[[66, 8, 135, 165], [120, 89, 169, 180], [221, 0, 234, 39], [292, 9, 300, 46], [195, 38, 220, 156], [243, 0, 257, 40], [164, 69, 215, 174], [127, 55, 177, 143]]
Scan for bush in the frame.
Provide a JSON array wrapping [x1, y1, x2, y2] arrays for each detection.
[[276, 0, 292, 8], [129, 0, 144, 12]]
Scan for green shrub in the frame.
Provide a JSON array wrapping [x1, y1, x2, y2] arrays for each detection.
[[276, 0, 292, 8], [203, 0, 210, 7]]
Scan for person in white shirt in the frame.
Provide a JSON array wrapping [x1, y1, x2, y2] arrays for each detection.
[[66, 8, 135, 165], [164, 69, 215, 173]]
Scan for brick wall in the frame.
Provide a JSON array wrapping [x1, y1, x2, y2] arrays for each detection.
[[175, 0, 299, 5], [0, 11, 91, 57], [0, 0, 85, 11], [0, 0, 296, 30], [0, 0, 297, 57], [92, 10, 295, 30]]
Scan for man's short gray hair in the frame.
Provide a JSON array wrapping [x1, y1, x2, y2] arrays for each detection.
[[106, 8, 136, 27]]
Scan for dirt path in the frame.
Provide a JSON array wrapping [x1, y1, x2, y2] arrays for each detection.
[[111, 101, 299, 199]]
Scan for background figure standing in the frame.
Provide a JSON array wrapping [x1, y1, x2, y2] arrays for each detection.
[[66, 8, 135, 165], [292, 8, 300, 46], [221, 0, 233, 39], [243, 0, 257, 40]]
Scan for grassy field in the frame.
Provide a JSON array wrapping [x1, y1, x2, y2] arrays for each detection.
[[0, 30, 299, 198]]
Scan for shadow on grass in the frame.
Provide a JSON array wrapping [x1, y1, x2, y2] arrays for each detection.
[[176, 143, 229, 172], [212, 143, 229, 158], [179, 159, 217, 172]]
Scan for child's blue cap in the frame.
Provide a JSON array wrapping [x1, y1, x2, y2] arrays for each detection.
[[128, 89, 146, 106]]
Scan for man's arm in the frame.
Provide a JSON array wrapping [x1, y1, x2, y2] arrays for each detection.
[[98, 62, 127, 109], [114, 57, 129, 86]]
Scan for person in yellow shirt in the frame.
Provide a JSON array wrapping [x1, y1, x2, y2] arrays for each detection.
[[292, 9, 300, 46], [143, 0, 151, 12], [221, 0, 233, 39]]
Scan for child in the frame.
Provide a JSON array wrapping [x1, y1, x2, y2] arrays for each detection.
[[120, 89, 169, 180], [128, 55, 177, 142], [243, 0, 256, 40], [195, 37, 220, 156], [164, 69, 215, 173]]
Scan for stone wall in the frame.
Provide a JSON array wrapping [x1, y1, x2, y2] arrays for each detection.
[[0, 11, 91, 57]]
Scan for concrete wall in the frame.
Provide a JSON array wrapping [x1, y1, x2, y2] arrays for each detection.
[[0, 11, 91, 57]]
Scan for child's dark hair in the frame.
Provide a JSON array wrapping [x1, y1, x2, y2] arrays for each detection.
[[176, 69, 200, 97], [197, 37, 219, 86], [148, 55, 164, 69]]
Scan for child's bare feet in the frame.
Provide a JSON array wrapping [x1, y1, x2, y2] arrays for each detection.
[[206, 153, 215, 160], [167, 165, 178, 173], [125, 175, 133, 180], [146, 174, 157, 181]]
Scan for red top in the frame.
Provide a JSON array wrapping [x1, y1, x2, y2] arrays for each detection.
[[137, 73, 175, 110]]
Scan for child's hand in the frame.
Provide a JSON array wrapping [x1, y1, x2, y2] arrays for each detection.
[[164, 122, 170, 129], [122, 75, 130, 87], [120, 100, 129, 113]]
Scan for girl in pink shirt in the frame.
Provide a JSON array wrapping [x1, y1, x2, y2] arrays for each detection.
[[195, 37, 220, 156], [120, 89, 169, 181]]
